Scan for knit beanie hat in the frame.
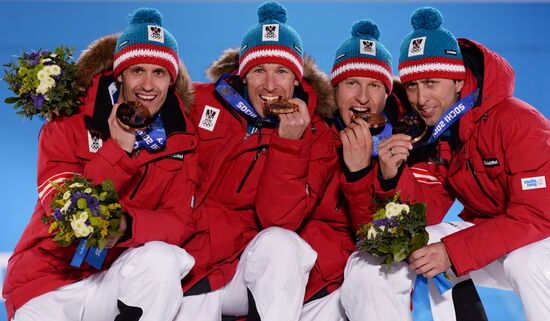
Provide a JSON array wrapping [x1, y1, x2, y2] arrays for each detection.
[[398, 7, 465, 84], [238, 1, 304, 81], [113, 8, 179, 82], [330, 20, 393, 93]]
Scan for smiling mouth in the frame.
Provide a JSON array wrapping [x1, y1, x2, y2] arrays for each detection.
[[135, 93, 156, 102]]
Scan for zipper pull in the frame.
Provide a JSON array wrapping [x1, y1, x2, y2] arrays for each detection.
[[466, 159, 470, 171]]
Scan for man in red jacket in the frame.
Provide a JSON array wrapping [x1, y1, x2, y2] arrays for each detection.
[[175, 2, 336, 321], [3, 8, 198, 321], [347, 7, 550, 321]]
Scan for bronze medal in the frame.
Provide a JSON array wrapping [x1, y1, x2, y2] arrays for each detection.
[[351, 112, 387, 135], [264, 98, 299, 115], [116, 101, 153, 131], [392, 113, 427, 144]]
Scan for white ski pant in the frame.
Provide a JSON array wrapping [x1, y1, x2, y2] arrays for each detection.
[[175, 227, 317, 321], [12, 241, 195, 321], [341, 221, 550, 321]]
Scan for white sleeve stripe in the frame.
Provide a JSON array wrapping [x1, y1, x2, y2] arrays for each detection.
[[412, 172, 439, 182], [37, 172, 77, 191]]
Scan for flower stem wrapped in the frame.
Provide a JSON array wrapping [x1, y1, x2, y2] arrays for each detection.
[[3, 46, 84, 120]]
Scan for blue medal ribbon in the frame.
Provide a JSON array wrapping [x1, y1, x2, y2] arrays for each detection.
[[425, 89, 480, 145], [372, 114, 393, 158], [215, 74, 276, 127], [412, 273, 453, 321], [70, 239, 108, 269], [134, 113, 166, 152]]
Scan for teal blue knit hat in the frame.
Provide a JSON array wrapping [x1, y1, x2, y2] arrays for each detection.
[[398, 7, 465, 83], [114, 8, 179, 82], [331, 20, 392, 92], [239, 2, 304, 80]]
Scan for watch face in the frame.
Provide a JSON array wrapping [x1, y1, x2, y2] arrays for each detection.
[[351, 112, 387, 135], [116, 101, 153, 131], [392, 113, 427, 144]]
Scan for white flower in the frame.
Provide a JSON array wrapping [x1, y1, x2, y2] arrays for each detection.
[[367, 226, 378, 240], [50, 54, 57, 58], [44, 65, 61, 76], [36, 77, 55, 95], [37, 69, 50, 82], [70, 212, 93, 238], [71, 219, 93, 238], [84, 188, 92, 194], [60, 199, 71, 214], [69, 182, 84, 188], [62, 191, 71, 200], [41, 58, 52, 63], [385, 202, 409, 218]]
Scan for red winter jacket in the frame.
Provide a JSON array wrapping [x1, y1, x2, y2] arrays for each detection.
[[300, 126, 355, 301], [2, 37, 198, 320], [438, 39, 550, 275], [182, 52, 337, 295]]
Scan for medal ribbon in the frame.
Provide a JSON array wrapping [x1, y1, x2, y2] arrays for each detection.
[[412, 273, 453, 321], [215, 74, 276, 127], [425, 88, 479, 145], [70, 239, 108, 270], [134, 114, 166, 152]]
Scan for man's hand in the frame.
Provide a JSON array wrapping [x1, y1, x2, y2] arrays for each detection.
[[409, 242, 452, 278], [340, 118, 373, 172], [105, 214, 127, 248], [108, 103, 136, 153], [277, 98, 310, 140], [378, 134, 413, 180]]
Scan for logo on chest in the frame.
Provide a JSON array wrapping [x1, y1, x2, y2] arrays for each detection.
[[521, 176, 546, 191], [88, 130, 103, 153], [198, 105, 221, 131]]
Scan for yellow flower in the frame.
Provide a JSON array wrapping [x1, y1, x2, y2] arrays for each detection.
[[48, 221, 58, 233]]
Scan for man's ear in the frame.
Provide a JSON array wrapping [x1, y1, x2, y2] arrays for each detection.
[[455, 79, 465, 94], [294, 79, 299, 86], [242, 77, 247, 85], [117, 74, 123, 83]]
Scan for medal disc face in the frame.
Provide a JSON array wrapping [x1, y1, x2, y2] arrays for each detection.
[[392, 113, 427, 144], [264, 99, 299, 115], [351, 112, 387, 135], [116, 101, 153, 131]]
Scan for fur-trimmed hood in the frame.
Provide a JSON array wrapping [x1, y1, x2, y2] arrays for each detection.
[[74, 34, 194, 113], [206, 48, 336, 119]]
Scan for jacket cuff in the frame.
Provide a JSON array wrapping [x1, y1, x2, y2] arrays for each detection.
[[344, 164, 373, 183], [378, 165, 403, 191]]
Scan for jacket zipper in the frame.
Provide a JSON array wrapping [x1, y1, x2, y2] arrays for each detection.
[[236, 148, 264, 193], [465, 159, 498, 208], [130, 163, 149, 200]]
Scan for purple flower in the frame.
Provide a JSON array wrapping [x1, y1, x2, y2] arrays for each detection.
[[31, 94, 45, 109], [70, 191, 101, 216], [373, 217, 400, 229], [27, 51, 41, 66], [87, 196, 100, 216], [26, 50, 50, 66], [53, 208, 64, 221]]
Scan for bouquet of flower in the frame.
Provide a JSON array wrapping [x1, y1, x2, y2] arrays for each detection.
[[356, 192, 429, 268], [3, 46, 83, 120], [42, 175, 123, 251]]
